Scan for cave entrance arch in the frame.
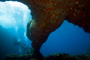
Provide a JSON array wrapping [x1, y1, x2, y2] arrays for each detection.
[[0, 1, 32, 60]]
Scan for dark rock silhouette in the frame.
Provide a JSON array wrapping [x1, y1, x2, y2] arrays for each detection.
[[5, 53, 90, 60]]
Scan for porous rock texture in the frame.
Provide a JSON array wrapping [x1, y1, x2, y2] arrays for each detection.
[[25, 0, 90, 58]]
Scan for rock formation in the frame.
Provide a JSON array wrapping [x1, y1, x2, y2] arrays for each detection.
[[1, 0, 90, 59]]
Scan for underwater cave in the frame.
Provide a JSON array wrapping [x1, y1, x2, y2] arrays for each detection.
[[0, 0, 90, 60]]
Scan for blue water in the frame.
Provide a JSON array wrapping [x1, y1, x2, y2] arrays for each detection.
[[0, 1, 90, 60], [41, 20, 90, 56]]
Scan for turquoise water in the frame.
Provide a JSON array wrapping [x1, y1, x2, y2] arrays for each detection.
[[0, 1, 90, 60]]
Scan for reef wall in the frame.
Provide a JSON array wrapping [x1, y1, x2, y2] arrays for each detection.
[[1, 0, 90, 59]]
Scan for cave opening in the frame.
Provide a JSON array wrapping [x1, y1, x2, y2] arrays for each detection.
[[0, 1, 32, 60], [0, 1, 90, 60], [40, 20, 90, 56]]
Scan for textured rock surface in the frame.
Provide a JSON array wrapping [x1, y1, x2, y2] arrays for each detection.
[[5, 53, 90, 60], [25, 0, 90, 57], [1, 0, 90, 58]]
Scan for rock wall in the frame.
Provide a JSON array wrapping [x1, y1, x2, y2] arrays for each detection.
[[26, 0, 90, 58]]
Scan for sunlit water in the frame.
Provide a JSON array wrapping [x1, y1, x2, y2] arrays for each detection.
[[0, 1, 32, 60]]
